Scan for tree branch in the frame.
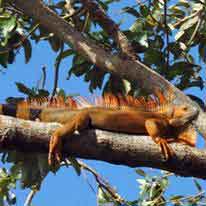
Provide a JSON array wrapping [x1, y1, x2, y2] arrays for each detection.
[[9, 0, 206, 138], [81, 0, 137, 60], [0, 115, 206, 179]]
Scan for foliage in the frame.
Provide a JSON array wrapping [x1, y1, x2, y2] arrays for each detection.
[[98, 170, 206, 206], [0, 0, 205, 205], [0, 0, 205, 97]]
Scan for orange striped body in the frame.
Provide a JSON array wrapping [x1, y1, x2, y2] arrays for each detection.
[[0, 90, 198, 164]]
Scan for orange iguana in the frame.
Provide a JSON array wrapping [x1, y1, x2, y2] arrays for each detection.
[[0, 90, 198, 165]]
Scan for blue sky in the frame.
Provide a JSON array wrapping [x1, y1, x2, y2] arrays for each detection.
[[0, 0, 206, 205]]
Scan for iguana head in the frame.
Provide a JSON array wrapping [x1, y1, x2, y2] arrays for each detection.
[[167, 104, 199, 127]]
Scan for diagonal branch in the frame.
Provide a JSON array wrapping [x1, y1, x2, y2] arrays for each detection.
[[81, 0, 137, 60], [1, 115, 206, 180], [8, 1, 206, 140]]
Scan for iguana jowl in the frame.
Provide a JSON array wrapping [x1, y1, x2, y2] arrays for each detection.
[[0, 90, 198, 165]]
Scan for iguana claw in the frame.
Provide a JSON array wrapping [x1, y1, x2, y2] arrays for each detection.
[[48, 135, 62, 166], [155, 137, 174, 160]]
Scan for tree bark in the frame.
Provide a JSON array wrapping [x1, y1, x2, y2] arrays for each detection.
[[9, 0, 206, 138], [1, 115, 206, 180]]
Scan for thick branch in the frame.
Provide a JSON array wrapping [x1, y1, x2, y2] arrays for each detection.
[[0, 115, 206, 179], [81, 0, 137, 60], [9, 0, 206, 138]]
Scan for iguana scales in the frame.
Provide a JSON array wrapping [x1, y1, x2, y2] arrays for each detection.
[[0, 90, 198, 165]]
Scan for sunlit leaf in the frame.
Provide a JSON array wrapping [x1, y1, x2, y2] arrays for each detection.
[[0, 16, 16, 38]]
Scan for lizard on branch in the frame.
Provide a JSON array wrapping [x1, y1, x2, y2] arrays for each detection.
[[0, 89, 198, 165]]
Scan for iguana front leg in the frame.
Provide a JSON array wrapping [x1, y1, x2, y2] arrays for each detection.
[[145, 118, 174, 160], [48, 111, 90, 165]]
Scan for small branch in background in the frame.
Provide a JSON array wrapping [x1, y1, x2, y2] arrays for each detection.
[[172, 11, 200, 28], [159, 191, 205, 206], [64, 3, 86, 20], [51, 43, 64, 97], [24, 190, 37, 206], [65, 159, 124, 204], [5, 2, 24, 15], [37, 65, 47, 90], [41, 65, 47, 90], [81, 0, 137, 60], [164, 0, 169, 69], [187, 18, 201, 48]]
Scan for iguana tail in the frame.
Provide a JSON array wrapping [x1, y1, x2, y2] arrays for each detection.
[[0, 102, 42, 120]]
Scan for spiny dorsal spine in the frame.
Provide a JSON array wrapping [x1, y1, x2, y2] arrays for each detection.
[[14, 88, 175, 112]]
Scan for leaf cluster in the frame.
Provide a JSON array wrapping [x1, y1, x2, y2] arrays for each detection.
[[98, 170, 206, 206]]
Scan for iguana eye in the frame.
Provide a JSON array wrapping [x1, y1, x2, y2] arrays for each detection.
[[183, 106, 188, 111]]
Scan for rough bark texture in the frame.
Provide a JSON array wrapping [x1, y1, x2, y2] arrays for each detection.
[[8, 0, 206, 138], [1, 115, 206, 179]]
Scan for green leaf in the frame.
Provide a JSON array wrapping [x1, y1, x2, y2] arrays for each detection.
[[97, 187, 112, 205], [144, 49, 163, 65], [6, 192, 16, 205], [179, 15, 199, 31], [187, 94, 205, 110], [69, 62, 91, 78], [0, 197, 3, 206], [175, 30, 185, 41], [22, 38, 32, 63], [57, 89, 66, 98], [169, 6, 185, 19], [48, 36, 61, 52], [15, 82, 36, 97], [103, 75, 126, 94], [8, 50, 15, 64], [0, 16, 16, 38], [135, 169, 146, 177], [37, 89, 49, 97], [0, 52, 8, 67], [129, 20, 143, 33], [193, 179, 202, 192], [140, 5, 149, 17], [133, 32, 148, 48], [96, 0, 108, 11], [84, 66, 106, 92], [121, 7, 140, 18], [170, 195, 184, 205], [159, 177, 168, 190], [58, 49, 74, 60], [198, 43, 206, 63]]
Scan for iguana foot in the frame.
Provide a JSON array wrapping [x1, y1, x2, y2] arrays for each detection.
[[48, 135, 62, 166], [155, 137, 174, 160]]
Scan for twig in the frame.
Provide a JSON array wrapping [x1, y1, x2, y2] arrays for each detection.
[[172, 10, 200, 28], [36, 65, 47, 90], [63, 7, 87, 20], [24, 190, 37, 206], [81, 169, 97, 194], [186, 18, 201, 48], [65, 159, 124, 204], [41, 65, 46, 90], [164, 0, 169, 69], [51, 43, 64, 97], [81, 0, 137, 60], [158, 190, 205, 206]]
